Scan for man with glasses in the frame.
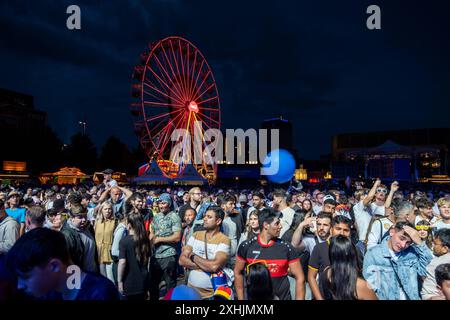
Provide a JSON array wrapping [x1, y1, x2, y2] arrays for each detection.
[[178, 187, 202, 221], [234, 209, 305, 300], [422, 229, 450, 300], [353, 179, 388, 250]]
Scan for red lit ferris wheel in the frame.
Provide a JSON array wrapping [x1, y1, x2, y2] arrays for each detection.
[[130, 36, 221, 181]]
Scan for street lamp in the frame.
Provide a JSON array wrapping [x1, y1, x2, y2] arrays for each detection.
[[79, 121, 87, 135]]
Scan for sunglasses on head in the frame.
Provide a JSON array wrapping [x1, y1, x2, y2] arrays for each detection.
[[246, 260, 268, 275], [376, 188, 387, 194]]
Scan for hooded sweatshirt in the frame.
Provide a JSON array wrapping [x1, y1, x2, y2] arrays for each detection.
[[0, 215, 19, 254]]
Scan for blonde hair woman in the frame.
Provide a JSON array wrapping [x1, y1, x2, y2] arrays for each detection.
[[94, 201, 116, 282]]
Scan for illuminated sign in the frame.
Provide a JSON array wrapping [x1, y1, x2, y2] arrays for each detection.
[[3, 161, 26, 172]]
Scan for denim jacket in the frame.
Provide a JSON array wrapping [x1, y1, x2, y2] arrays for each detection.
[[363, 236, 432, 300]]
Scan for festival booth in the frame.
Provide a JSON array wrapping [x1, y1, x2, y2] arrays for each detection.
[[173, 164, 207, 186], [39, 167, 90, 185], [134, 161, 171, 185], [0, 161, 32, 185]]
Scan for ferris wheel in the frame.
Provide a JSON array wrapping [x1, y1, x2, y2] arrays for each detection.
[[130, 36, 221, 181]]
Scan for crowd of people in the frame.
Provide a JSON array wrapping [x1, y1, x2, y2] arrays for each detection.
[[1, 170, 450, 301]]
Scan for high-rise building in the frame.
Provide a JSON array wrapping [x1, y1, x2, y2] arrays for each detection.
[[0, 88, 49, 176], [0, 88, 47, 135]]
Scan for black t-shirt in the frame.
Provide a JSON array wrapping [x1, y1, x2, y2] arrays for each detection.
[[308, 241, 330, 275], [44, 272, 120, 300], [119, 235, 150, 295], [237, 235, 300, 300]]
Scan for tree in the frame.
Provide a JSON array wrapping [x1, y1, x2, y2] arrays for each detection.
[[99, 136, 134, 174], [64, 133, 97, 173]]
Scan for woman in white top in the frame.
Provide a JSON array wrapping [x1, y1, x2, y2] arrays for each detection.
[[238, 211, 259, 247]]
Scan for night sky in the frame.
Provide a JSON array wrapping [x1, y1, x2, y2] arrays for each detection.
[[1, 0, 449, 160]]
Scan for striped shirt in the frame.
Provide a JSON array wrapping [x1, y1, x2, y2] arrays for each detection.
[[186, 230, 231, 299]]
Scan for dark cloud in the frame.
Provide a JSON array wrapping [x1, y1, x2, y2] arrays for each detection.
[[0, 0, 449, 160]]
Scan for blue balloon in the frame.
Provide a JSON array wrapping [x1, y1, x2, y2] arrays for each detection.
[[165, 285, 201, 300], [262, 149, 296, 184]]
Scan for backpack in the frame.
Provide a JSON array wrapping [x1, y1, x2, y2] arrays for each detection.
[[364, 216, 391, 249]]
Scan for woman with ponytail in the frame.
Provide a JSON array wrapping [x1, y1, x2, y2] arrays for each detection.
[[117, 213, 151, 300]]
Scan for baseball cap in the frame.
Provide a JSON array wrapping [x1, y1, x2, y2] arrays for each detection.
[[323, 193, 337, 206], [238, 194, 248, 203], [7, 191, 20, 199], [103, 168, 114, 174], [177, 190, 188, 197]]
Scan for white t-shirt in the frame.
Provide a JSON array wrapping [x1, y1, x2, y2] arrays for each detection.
[[353, 200, 385, 241], [433, 220, 450, 231], [367, 218, 393, 250], [280, 206, 296, 238], [389, 249, 407, 300]]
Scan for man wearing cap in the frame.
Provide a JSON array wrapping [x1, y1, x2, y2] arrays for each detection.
[[176, 190, 189, 209], [176, 190, 191, 222], [5, 191, 26, 236], [322, 193, 337, 215], [102, 169, 118, 188], [149, 193, 182, 300], [237, 194, 250, 226]]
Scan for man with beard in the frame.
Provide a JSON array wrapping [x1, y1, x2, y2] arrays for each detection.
[[307, 215, 354, 300], [179, 206, 231, 299], [178, 187, 202, 222], [234, 209, 305, 300], [149, 193, 182, 300], [291, 212, 332, 254]]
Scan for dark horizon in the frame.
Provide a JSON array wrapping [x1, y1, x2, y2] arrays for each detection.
[[1, 0, 450, 160]]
